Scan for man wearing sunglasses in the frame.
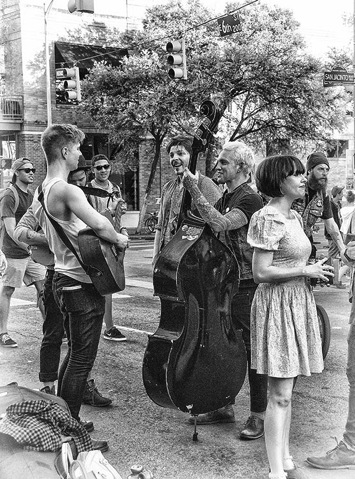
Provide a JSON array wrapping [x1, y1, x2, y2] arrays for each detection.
[[0, 158, 45, 348], [87, 154, 127, 342]]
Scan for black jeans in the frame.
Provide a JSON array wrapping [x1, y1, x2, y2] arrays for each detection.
[[39, 268, 64, 383], [53, 272, 105, 420], [232, 282, 268, 414]]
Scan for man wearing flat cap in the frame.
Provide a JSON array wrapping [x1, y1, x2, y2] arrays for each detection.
[[0, 158, 45, 348], [292, 151, 345, 260]]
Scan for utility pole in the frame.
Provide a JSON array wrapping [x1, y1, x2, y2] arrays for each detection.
[[44, 0, 55, 126], [353, 0, 355, 187]]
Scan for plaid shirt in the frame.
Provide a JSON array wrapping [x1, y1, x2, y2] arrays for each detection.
[[0, 399, 92, 452]]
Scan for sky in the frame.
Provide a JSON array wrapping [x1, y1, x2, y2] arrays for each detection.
[[143, 0, 353, 60], [57, 0, 353, 61]]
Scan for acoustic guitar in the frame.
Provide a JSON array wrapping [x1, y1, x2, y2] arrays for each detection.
[[77, 210, 126, 296]]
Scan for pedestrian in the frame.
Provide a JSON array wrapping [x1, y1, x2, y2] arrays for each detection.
[[182, 140, 268, 440], [340, 189, 355, 239], [153, 135, 222, 264], [338, 190, 355, 285], [29, 124, 128, 448], [292, 151, 345, 261], [247, 154, 333, 479], [306, 212, 355, 470], [86, 154, 127, 342], [324, 185, 344, 257], [0, 158, 45, 348]]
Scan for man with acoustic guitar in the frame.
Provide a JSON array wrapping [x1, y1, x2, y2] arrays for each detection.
[[29, 124, 128, 441], [182, 140, 268, 441]]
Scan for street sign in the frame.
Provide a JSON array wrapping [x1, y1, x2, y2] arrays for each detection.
[[323, 67, 354, 87], [217, 13, 241, 37]]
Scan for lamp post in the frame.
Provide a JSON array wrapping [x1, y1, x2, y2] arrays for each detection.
[[353, 0, 355, 187], [44, 0, 56, 126]]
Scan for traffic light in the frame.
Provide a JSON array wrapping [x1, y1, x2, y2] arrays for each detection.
[[0, 158, 12, 169], [56, 67, 81, 104], [166, 38, 187, 80], [68, 0, 94, 13]]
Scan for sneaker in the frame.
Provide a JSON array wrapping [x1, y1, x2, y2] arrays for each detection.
[[307, 440, 355, 469], [103, 326, 126, 342], [40, 385, 56, 395], [0, 333, 18, 348], [80, 420, 94, 433], [82, 379, 112, 407], [239, 415, 264, 440], [188, 404, 235, 425]]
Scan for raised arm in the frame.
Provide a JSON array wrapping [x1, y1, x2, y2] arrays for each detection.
[[183, 171, 248, 231]]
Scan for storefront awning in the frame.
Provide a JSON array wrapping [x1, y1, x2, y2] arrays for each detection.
[[55, 41, 128, 72]]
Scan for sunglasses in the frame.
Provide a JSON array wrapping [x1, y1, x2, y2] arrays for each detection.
[[94, 164, 110, 171], [19, 168, 36, 173]]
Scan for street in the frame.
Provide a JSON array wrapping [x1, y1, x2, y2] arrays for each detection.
[[0, 236, 354, 479]]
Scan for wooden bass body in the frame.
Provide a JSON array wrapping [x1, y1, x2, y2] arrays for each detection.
[[143, 219, 247, 415]]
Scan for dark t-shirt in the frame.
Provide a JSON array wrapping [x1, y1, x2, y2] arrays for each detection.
[[215, 183, 263, 281], [1, 184, 32, 258]]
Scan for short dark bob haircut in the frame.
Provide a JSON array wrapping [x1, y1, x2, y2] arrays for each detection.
[[256, 155, 305, 198]]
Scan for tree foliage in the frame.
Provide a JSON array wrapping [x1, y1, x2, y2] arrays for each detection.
[[77, 0, 350, 228]]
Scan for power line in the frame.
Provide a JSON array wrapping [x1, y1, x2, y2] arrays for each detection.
[[57, 0, 260, 68]]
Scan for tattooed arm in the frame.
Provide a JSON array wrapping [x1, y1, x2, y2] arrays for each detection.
[[183, 170, 248, 232]]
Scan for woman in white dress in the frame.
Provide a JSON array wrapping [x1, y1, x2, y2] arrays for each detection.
[[247, 155, 333, 479]]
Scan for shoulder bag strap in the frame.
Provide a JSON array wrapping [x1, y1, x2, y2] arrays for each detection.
[[37, 184, 93, 275]]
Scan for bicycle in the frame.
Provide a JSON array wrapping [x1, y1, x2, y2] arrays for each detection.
[[144, 211, 158, 233]]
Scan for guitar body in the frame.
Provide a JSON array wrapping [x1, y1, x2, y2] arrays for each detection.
[[143, 218, 247, 415], [78, 228, 125, 296]]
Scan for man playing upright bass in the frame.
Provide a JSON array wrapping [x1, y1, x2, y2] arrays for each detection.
[[182, 140, 268, 440]]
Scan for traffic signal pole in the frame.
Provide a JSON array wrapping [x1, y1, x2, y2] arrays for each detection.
[[353, 0, 355, 186], [44, 0, 55, 126]]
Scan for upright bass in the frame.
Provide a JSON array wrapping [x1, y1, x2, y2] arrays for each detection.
[[142, 100, 247, 417]]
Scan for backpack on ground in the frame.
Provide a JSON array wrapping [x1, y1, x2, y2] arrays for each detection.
[[56, 444, 122, 479], [0, 185, 19, 249]]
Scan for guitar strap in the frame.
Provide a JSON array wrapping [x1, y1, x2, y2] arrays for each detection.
[[37, 185, 98, 277], [78, 185, 112, 198]]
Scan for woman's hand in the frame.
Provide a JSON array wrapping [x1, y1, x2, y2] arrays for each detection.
[[304, 257, 334, 283]]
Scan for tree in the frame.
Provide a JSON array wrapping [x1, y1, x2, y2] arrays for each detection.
[[78, 0, 349, 231]]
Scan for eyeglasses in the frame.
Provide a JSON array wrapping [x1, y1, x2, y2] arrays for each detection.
[[19, 168, 36, 173], [94, 164, 110, 171]]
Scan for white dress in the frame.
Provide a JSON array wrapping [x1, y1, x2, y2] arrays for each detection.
[[247, 205, 324, 378]]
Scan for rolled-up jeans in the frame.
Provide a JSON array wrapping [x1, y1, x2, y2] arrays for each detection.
[[53, 272, 105, 420], [344, 323, 355, 449]]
